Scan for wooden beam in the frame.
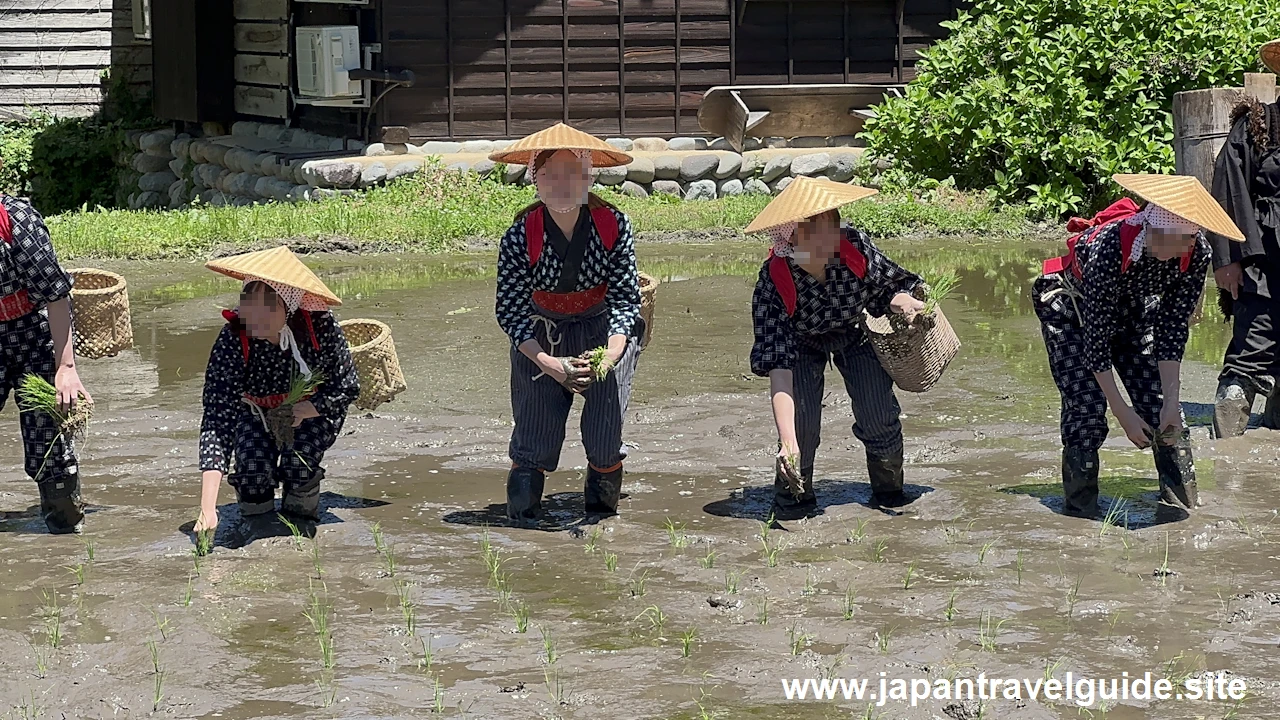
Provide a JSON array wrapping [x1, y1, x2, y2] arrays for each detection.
[[234, 84, 288, 118], [234, 22, 286, 54], [0, 30, 111, 49], [234, 54, 289, 86], [3, 12, 112, 30], [233, 0, 287, 21]]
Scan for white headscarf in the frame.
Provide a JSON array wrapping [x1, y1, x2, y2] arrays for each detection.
[[1123, 204, 1202, 263], [243, 276, 325, 378]]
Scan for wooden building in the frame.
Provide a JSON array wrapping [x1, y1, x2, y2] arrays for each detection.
[[150, 0, 961, 141]]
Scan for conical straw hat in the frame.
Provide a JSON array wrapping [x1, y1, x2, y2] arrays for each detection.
[[744, 176, 879, 234], [1112, 174, 1244, 242], [205, 246, 342, 307], [1262, 40, 1280, 75], [488, 123, 632, 168]]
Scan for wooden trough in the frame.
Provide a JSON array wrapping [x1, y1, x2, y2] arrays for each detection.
[[697, 84, 906, 153]]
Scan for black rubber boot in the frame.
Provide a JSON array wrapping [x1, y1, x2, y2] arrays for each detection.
[[506, 467, 545, 523], [1262, 390, 1280, 431], [282, 468, 323, 521], [867, 448, 908, 507], [584, 466, 623, 516], [1061, 447, 1100, 518], [771, 466, 816, 520], [39, 473, 84, 534], [234, 483, 276, 517], [1213, 379, 1254, 438], [1153, 433, 1199, 510]]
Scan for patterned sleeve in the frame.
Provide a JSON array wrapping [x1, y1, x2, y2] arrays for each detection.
[[6, 197, 73, 306], [308, 312, 360, 417], [750, 261, 798, 376], [604, 209, 641, 338], [1153, 238, 1211, 363], [1078, 226, 1124, 373], [495, 218, 537, 346], [852, 229, 923, 318], [199, 325, 245, 473]]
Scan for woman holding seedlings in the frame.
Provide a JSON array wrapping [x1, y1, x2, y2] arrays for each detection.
[[489, 124, 642, 523], [747, 177, 925, 518], [193, 247, 359, 533], [0, 190, 91, 533], [1033, 174, 1243, 518]]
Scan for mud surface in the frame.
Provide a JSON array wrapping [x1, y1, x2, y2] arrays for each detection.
[[1, 238, 1277, 719]]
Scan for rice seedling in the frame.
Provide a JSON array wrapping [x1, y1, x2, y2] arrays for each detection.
[[822, 655, 846, 681], [760, 535, 785, 568], [433, 674, 447, 713], [40, 590, 62, 649], [847, 519, 869, 544], [758, 515, 774, 546], [260, 370, 326, 450], [636, 605, 668, 636], [922, 271, 960, 315], [478, 528, 493, 560], [418, 635, 434, 672], [1044, 657, 1064, 682], [700, 548, 717, 569], [724, 569, 742, 595], [316, 675, 338, 708], [902, 561, 918, 590], [15, 375, 93, 476], [80, 536, 96, 563], [870, 538, 889, 563], [510, 601, 530, 633], [841, 584, 858, 620], [380, 539, 398, 578], [584, 527, 601, 554], [944, 519, 977, 544], [663, 517, 690, 549], [371, 522, 386, 554], [544, 666, 567, 706], [629, 566, 650, 597], [30, 641, 49, 679], [945, 586, 959, 622], [540, 625, 558, 665], [150, 608, 172, 641], [603, 551, 618, 572], [279, 513, 305, 550], [180, 574, 195, 607], [1161, 651, 1202, 686], [756, 595, 770, 626], [1157, 531, 1172, 586], [802, 569, 817, 597], [977, 611, 1006, 652], [584, 346, 611, 381], [11, 688, 42, 720], [396, 580, 416, 637], [1100, 499, 1129, 537], [1106, 609, 1123, 639], [1015, 549, 1025, 585], [679, 629, 697, 658], [787, 623, 814, 656], [857, 703, 882, 720], [311, 537, 325, 579], [147, 639, 165, 711], [978, 540, 996, 565], [1223, 693, 1248, 719], [1066, 575, 1083, 618], [65, 563, 85, 585], [874, 626, 894, 654], [303, 581, 335, 670]]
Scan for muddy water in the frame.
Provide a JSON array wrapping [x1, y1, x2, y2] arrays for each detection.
[[1, 239, 1278, 719]]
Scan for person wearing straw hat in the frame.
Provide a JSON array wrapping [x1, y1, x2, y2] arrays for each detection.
[[193, 247, 359, 535], [747, 176, 926, 518], [1207, 40, 1280, 437], [489, 123, 644, 524], [0, 189, 91, 533], [1033, 174, 1244, 518]]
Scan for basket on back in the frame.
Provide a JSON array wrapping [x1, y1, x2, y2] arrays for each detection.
[[638, 271, 659, 350], [863, 288, 961, 393], [68, 268, 133, 359], [340, 318, 407, 411]]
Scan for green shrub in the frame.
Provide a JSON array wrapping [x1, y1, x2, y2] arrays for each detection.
[[0, 113, 55, 195], [28, 117, 125, 214], [862, 0, 1280, 218]]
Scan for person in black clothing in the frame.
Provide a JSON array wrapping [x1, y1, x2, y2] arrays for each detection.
[[1209, 47, 1280, 436]]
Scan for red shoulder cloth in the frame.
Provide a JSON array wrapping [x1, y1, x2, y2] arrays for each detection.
[[525, 206, 620, 265], [0, 202, 12, 245], [769, 234, 868, 317]]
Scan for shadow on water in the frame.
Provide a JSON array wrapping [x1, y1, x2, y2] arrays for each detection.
[[1000, 474, 1189, 529], [441, 491, 626, 533], [702, 479, 936, 525], [178, 491, 390, 550]]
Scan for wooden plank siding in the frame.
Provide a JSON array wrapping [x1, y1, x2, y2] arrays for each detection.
[[232, 0, 289, 119], [377, 0, 958, 140], [0, 0, 153, 119]]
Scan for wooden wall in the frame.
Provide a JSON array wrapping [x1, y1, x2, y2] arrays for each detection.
[[233, 0, 291, 120], [0, 0, 152, 119]]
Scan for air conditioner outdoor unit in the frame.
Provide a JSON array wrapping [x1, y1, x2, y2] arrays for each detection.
[[296, 26, 362, 98]]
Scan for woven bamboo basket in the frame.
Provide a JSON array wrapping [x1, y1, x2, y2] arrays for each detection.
[[638, 271, 659, 350], [67, 268, 133, 359], [863, 306, 961, 393], [340, 318, 407, 411]]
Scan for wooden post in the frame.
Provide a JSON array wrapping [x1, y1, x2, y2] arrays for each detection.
[[1243, 72, 1277, 103], [1174, 74, 1277, 189]]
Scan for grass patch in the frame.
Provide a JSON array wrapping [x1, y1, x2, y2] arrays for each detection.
[[45, 166, 1035, 260]]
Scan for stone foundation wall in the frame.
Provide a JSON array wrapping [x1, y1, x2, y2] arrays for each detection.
[[116, 121, 872, 210]]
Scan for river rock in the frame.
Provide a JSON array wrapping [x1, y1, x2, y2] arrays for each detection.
[[739, 153, 761, 179], [771, 176, 794, 194], [168, 158, 186, 177], [714, 153, 742, 180], [668, 137, 708, 151], [171, 136, 192, 160], [761, 154, 793, 182], [418, 141, 462, 155], [364, 142, 409, 157], [790, 136, 827, 149], [718, 179, 744, 197], [446, 160, 471, 174], [471, 159, 497, 177], [685, 179, 717, 200], [360, 162, 389, 188], [256, 153, 279, 177], [828, 152, 859, 182], [187, 140, 207, 164], [140, 129, 177, 157], [231, 121, 260, 138], [654, 155, 682, 180], [829, 135, 858, 147], [257, 124, 287, 142], [139, 171, 178, 193], [303, 160, 361, 189], [791, 152, 832, 177], [633, 137, 669, 152], [594, 165, 628, 186], [289, 184, 314, 202], [652, 180, 683, 197], [744, 137, 764, 151], [626, 157, 655, 184], [491, 140, 514, 151], [606, 138, 634, 152], [619, 180, 649, 198], [709, 137, 735, 151], [133, 153, 171, 173], [388, 158, 425, 182], [203, 143, 230, 167], [744, 178, 771, 195], [134, 191, 162, 209], [503, 163, 527, 184], [460, 140, 494, 154], [764, 137, 788, 148], [680, 154, 719, 182]]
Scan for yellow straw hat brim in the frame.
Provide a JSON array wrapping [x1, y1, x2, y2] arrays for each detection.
[[488, 123, 633, 168], [1112, 173, 1244, 242], [1263, 40, 1280, 75], [744, 176, 879, 234], [205, 246, 342, 307]]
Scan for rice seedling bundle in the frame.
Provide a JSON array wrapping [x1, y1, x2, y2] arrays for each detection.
[[583, 346, 610, 382], [256, 370, 325, 450], [15, 375, 93, 441]]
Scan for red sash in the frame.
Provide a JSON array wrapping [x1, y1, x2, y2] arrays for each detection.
[[769, 234, 868, 316]]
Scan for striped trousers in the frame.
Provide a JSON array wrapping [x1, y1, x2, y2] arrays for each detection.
[[793, 338, 903, 469], [509, 309, 639, 472], [0, 311, 77, 484], [227, 409, 344, 497]]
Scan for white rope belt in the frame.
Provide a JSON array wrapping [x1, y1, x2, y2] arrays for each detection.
[[1039, 276, 1084, 322], [529, 315, 563, 381], [243, 396, 270, 432]]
